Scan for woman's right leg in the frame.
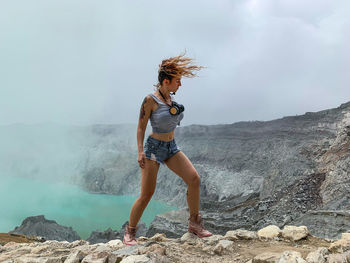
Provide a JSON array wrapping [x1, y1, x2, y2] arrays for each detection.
[[128, 158, 160, 227]]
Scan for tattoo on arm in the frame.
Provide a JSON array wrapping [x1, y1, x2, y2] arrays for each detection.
[[139, 97, 147, 120]]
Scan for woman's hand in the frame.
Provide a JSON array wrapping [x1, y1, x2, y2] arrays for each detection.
[[138, 151, 146, 169]]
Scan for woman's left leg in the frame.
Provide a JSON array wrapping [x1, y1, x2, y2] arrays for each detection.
[[164, 151, 200, 216], [164, 151, 212, 237]]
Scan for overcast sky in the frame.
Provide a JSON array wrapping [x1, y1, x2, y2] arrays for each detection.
[[1, 0, 349, 126]]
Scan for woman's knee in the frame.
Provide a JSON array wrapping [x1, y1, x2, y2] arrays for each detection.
[[188, 171, 200, 188]]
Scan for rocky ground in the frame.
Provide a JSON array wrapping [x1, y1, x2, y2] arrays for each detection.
[[1, 225, 350, 263]]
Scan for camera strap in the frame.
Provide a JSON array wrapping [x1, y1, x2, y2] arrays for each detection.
[[158, 90, 172, 107]]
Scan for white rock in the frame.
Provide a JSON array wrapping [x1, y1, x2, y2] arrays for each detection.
[[70, 244, 92, 255], [218, 240, 233, 249], [202, 234, 224, 245], [28, 242, 41, 247], [120, 255, 150, 263], [61, 241, 70, 246], [277, 250, 307, 263], [253, 252, 281, 262], [213, 240, 233, 255], [92, 242, 106, 247], [112, 245, 141, 257], [94, 244, 112, 252], [225, 229, 257, 240], [149, 233, 167, 242], [107, 239, 123, 248], [6, 246, 32, 256], [224, 231, 239, 241], [43, 240, 61, 246], [64, 250, 89, 263], [137, 236, 149, 241], [341, 233, 350, 241], [81, 251, 110, 263], [180, 232, 199, 244], [305, 247, 328, 263], [282, 226, 309, 241], [202, 245, 212, 253], [213, 244, 224, 256], [15, 256, 63, 263], [327, 251, 350, 263], [0, 255, 12, 263], [4, 241, 20, 247], [329, 239, 350, 253], [69, 240, 89, 248], [31, 245, 51, 254], [257, 225, 281, 239]]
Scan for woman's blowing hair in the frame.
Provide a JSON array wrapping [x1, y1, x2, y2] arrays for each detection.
[[154, 52, 205, 89]]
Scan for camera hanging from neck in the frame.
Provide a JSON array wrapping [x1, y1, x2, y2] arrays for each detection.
[[158, 89, 185, 116]]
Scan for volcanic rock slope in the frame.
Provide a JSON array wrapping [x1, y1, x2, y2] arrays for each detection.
[[76, 102, 350, 239]]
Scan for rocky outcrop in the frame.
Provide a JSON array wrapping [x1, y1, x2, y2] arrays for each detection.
[[9, 215, 81, 242], [1, 225, 350, 263]]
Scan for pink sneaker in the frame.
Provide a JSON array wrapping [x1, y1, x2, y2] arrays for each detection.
[[188, 213, 213, 238], [122, 224, 137, 246]]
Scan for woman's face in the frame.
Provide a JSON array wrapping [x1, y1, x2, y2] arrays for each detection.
[[167, 77, 182, 93]]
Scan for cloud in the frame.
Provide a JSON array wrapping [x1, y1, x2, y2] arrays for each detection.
[[0, 0, 349, 125]]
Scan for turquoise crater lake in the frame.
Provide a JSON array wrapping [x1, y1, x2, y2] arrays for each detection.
[[0, 175, 177, 240]]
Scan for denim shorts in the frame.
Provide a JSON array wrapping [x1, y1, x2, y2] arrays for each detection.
[[144, 136, 181, 164]]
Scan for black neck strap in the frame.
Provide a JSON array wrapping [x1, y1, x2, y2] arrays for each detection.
[[158, 90, 172, 106]]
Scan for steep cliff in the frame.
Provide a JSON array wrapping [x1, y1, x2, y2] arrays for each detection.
[[74, 102, 350, 239]]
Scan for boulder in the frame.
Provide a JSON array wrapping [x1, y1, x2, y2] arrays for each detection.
[[180, 232, 198, 244], [257, 225, 281, 239], [106, 239, 123, 249], [305, 247, 328, 263], [120, 255, 150, 263], [149, 233, 170, 242], [281, 225, 309, 241], [253, 252, 281, 262], [329, 239, 350, 253], [327, 251, 350, 263], [342, 233, 350, 241], [213, 240, 233, 255], [276, 250, 307, 263], [9, 215, 80, 242], [65, 250, 89, 263], [202, 234, 224, 245], [112, 245, 141, 257], [81, 251, 110, 263], [225, 229, 257, 240]]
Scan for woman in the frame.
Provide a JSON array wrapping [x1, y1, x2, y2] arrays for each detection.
[[123, 53, 213, 246]]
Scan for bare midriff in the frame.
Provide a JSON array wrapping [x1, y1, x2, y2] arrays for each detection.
[[149, 130, 175, 142]]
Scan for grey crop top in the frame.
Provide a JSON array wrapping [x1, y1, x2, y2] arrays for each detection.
[[149, 93, 184, 133]]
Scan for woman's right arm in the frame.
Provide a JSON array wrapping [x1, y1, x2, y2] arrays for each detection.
[[137, 95, 153, 168]]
